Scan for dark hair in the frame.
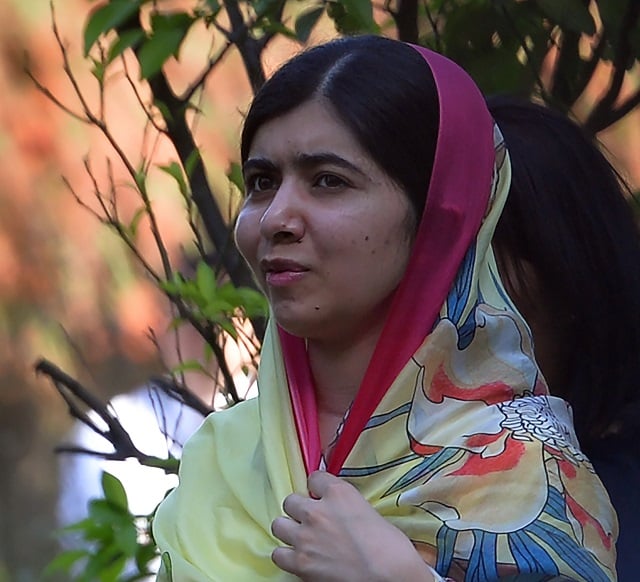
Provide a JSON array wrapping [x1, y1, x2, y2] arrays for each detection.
[[240, 36, 439, 219], [489, 96, 640, 449]]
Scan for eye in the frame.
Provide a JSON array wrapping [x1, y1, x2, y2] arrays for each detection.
[[315, 174, 348, 189], [245, 173, 277, 195]]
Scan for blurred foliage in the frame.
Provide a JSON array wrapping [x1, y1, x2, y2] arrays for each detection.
[[44, 472, 157, 581]]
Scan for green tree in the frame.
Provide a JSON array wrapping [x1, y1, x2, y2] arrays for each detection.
[[35, 0, 639, 578]]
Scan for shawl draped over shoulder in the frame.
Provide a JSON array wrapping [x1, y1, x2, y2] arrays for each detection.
[[153, 44, 618, 581]]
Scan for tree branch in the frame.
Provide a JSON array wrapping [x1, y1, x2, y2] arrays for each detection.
[[585, 0, 640, 133], [36, 359, 184, 473], [387, 0, 419, 44]]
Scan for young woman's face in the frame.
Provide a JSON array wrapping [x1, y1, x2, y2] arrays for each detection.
[[235, 99, 415, 344]]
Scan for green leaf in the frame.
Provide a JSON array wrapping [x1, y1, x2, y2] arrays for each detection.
[[107, 27, 146, 64], [216, 281, 240, 302], [81, 542, 124, 580], [226, 161, 244, 193], [236, 287, 269, 317], [536, 0, 596, 35], [134, 168, 146, 191], [171, 359, 208, 374], [205, 0, 221, 15], [160, 161, 189, 197], [327, 0, 378, 34], [174, 277, 202, 303], [196, 261, 218, 300], [218, 317, 239, 338], [203, 298, 236, 317], [160, 279, 179, 295], [259, 20, 297, 39], [128, 206, 146, 238], [101, 471, 129, 511], [598, 0, 623, 38], [295, 6, 324, 43], [138, 12, 195, 80], [442, 3, 499, 58], [598, 0, 640, 65], [135, 542, 159, 572], [90, 57, 107, 83], [98, 555, 128, 581], [185, 148, 201, 178], [113, 521, 139, 555], [252, 0, 282, 18], [84, 0, 143, 56], [154, 98, 174, 123], [80, 519, 113, 542], [203, 340, 214, 363], [43, 549, 88, 576], [89, 498, 127, 525]]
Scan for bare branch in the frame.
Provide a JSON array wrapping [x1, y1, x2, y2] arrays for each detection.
[[182, 37, 235, 104], [386, 0, 418, 44], [423, 0, 443, 53], [223, 0, 267, 93], [35, 359, 139, 457], [585, 0, 640, 133], [150, 376, 213, 417], [24, 65, 91, 125], [122, 55, 168, 135], [36, 358, 181, 473], [50, 1, 106, 132], [496, 2, 553, 104]]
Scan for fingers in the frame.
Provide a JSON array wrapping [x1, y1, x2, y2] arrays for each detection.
[[271, 545, 298, 575], [271, 509, 306, 577], [282, 492, 314, 522], [271, 515, 298, 546], [307, 470, 342, 499]]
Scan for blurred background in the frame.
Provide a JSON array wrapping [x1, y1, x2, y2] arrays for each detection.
[[1, 1, 639, 580], [0, 0, 268, 578]]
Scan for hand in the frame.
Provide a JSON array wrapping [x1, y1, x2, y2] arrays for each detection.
[[271, 471, 437, 581]]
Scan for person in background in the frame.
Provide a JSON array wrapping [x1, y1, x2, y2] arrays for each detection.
[[490, 96, 640, 581], [153, 36, 617, 581]]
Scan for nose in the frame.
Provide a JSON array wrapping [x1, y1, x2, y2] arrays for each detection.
[[259, 179, 305, 243]]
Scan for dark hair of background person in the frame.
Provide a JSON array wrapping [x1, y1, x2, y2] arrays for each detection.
[[240, 35, 439, 221], [489, 95, 640, 451]]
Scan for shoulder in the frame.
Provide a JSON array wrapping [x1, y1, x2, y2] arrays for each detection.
[[181, 398, 260, 460]]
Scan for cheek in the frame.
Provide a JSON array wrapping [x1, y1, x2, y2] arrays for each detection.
[[353, 221, 412, 284]]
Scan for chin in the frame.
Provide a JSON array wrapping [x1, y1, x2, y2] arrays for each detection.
[[273, 318, 311, 338], [272, 308, 323, 339]]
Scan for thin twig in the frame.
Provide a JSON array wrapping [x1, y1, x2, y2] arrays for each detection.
[[497, 1, 552, 104], [423, 1, 442, 53], [36, 358, 181, 473], [585, 0, 640, 133]]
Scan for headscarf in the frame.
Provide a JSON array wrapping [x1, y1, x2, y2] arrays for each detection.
[[153, 43, 617, 581]]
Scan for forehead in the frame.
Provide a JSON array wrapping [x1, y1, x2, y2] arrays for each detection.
[[247, 99, 370, 163]]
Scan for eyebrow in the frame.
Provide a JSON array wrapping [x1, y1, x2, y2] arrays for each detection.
[[243, 152, 367, 177], [242, 157, 277, 176]]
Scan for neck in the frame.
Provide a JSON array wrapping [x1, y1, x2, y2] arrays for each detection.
[[308, 320, 384, 449]]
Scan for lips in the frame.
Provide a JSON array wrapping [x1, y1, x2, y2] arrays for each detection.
[[260, 257, 309, 286]]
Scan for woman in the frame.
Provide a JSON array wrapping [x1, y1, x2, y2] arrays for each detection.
[[489, 97, 640, 581], [153, 36, 616, 581]]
